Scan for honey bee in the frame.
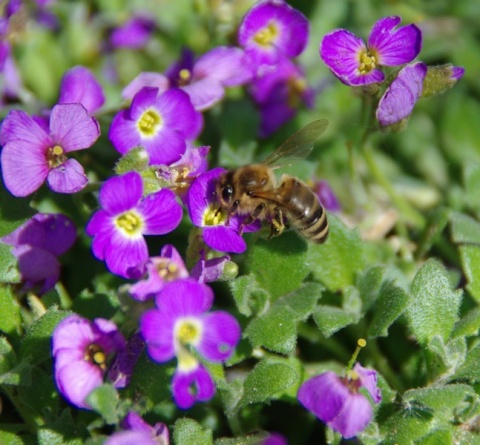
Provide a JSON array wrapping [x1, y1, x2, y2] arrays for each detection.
[[215, 119, 329, 243]]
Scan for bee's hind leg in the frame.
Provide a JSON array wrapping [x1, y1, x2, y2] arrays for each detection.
[[239, 203, 266, 235], [268, 208, 284, 239]]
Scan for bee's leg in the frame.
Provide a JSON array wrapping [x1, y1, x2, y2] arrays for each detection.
[[268, 208, 284, 239], [239, 203, 266, 235]]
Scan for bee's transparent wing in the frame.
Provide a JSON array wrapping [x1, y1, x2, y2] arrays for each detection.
[[261, 119, 328, 168]]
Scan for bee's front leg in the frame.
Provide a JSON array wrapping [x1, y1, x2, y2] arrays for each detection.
[[239, 203, 266, 235], [268, 208, 284, 239]]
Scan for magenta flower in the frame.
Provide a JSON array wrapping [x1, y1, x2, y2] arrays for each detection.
[[105, 412, 169, 445], [0, 103, 100, 197], [140, 279, 241, 409], [165, 47, 253, 110], [313, 180, 341, 212], [320, 16, 422, 86], [298, 363, 382, 439], [1, 213, 76, 294], [110, 16, 156, 49], [250, 57, 314, 137], [108, 332, 145, 389], [58, 66, 105, 114], [238, 0, 309, 67], [186, 168, 259, 254], [109, 86, 201, 165], [376, 62, 427, 127], [190, 250, 231, 284], [86, 172, 183, 279], [52, 314, 126, 409], [129, 244, 189, 301]]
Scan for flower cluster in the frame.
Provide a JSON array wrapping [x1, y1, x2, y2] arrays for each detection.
[[320, 16, 464, 128]]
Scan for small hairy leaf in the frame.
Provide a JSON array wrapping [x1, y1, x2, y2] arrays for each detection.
[[307, 214, 364, 291], [240, 359, 298, 406], [450, 212, 480, 245], [173, 418, 213, 445], [458, 245, 480, 302], [406, 259, 462, 346], [229, 274, 269, 317], [87, 384, 120, 425], [312, 305, 359, 337], [0, 285, 22, 337]]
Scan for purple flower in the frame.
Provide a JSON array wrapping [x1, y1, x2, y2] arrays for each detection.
[[1, 213, 76, 294], [52, 314, 126, 409], [313, 180, 341, 212], [250, 58, 314, 137], [140, 279, 241, 409], [320, 16, 422, 86], [238, 0, 309, 67], [376, 62, 427, 127], [108, 332, 145, 388], [58, 66, 105, 114], [110, 16, 156, 49], [105, 412, 169, 445], [0, 103, 100, 197], [298, 363, 382, 439], [263, 432, 288, 445], [165, 47, 253, 111], [129, 244, 189, 301], [109, 87, 201, 165], [86, 172, 183, 279], [186, 168, 258, 254], [190, 250, 231, 284]]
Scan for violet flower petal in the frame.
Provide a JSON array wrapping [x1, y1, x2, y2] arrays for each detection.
[[172, 364, 215, 409], [34, 213, 77, 256], [197, 311, 241, 361], [140, 309, 176, 362], [203, 225, 247, 254], [104, 430, 157, 445], [138, 188, 183, 235], [328, 392, 373, 439], [47, 158, 88, 193], [368, 16, 422, 66], [121, 72, 170, 101], [181, 77, 225, 111], [49, 104, 100, 152], [98, 172, 143, 215], [354, 363, 382, 404], [108, 110, 141, 156], [58, 66, 105, 114], [376, 62, 427, 126]]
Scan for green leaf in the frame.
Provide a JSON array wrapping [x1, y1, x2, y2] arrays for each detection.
[[0, 337, 31, 386], [0, 285, 22, 337], [307, 214, 364, 292], [240, 358, 299, 407], [427, 335, 466, 379], [217, 379, 244, 418], [406, 259, 462, 346], [369, 282, 411, 337], [38, 413, 89, 445], [245, 306, 297, 354], [450, 212, 480, 245], [245, 231, 310, 301], [417, 429, 453, 445], [452, 343, 480, 382], [458, 245, 480, 302], [274, 282, 323, 320], [464, 163, 480, 217], [86, 384, 120, 425], [357, 266, 385, 310], [173, 418, 213, 445], [415, 207, 451, 259], [215, 433, 268, 445], [452, 306, 480, 338], [19, 309, 71, 365], [0, 245, 20, 284], [312, 305, 359, 338], [0, 430, 26, 445], [229, 274, 269, 317]]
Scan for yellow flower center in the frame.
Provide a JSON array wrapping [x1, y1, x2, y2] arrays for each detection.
[[47, 145, 67, 168], [252, 21, 279, 47], [115, 211, 144, 237], [85, 343, 107, 370], [358, 50, 378, 74], [177, 320, 201, 345], [287, 77, 307, 108], [203, 205, 227, 227], [157, 259, 180, 280], [138, 109, 162, 137]]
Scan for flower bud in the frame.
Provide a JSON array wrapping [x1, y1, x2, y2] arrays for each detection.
[[421, 64, 465, 98]]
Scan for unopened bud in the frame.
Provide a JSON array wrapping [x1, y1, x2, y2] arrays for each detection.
[[422, 64, 465, 98]]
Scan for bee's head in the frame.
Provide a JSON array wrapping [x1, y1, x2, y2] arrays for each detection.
[[215, 172, 239, 213]]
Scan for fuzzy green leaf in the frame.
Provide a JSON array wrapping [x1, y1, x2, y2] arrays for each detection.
[[173, 418, 213, 445], [369, 282, 411, 337], [312, 305, 359, 337], [358, 266, 385, 310], [0, 244, 20, 285], [274, 282, 323, 320], [0, 337, 31, 386], [0, 430, 25, 445], [215, 433, 268, 445], [464, 163, 480, 217], [452, 306, 480, 338], [452, 343, 480, 382], [307, 214, 364, 291], [86, 384, 120, 425], [245, 306, 297, 354], [229, 274, 269, 317], [245, 231, 310, 301], [458, 245, 480, 302], [19, 309, 71, 365], [406, 259, 462, 346], [0, 285, 22, 337], [240, 359, 298, 406], [450, 212, 480, 245]]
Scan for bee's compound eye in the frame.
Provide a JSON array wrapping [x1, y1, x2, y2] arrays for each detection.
[[222, 185, 234, 203]]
